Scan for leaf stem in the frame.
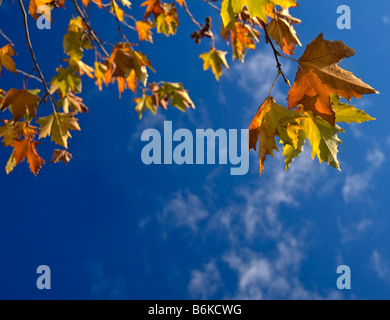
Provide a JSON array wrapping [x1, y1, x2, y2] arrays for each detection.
[[268, 72, 280, 97]]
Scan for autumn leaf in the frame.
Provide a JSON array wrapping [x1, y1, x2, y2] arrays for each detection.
[[221, 0, 298, 27], [50, 149, 73, 165], [1, 89, 40, 122], [136, 21, 154, 43], [331, 94, 375, 124], [51, 66, 82, 97], [249, 97, 304, 174], [37, 112, 81, 149], [0, 44, 17, 75], [156, 4, 179, 36], [11, 137, 45, 176], [134, 92, 156, 119], [81, 0, 103, 8], [105, 43, 154, 95], [267, 8, 301, 55], [283, 109, 344, 170], [200, 48, 229, 81], [28, 0, 51, 21], [58, 92, 89, 114], [175, 0, 183, 6], [222, 21, 259, 62], [288, 33, 378, 126], [111, 0, 124, 21], [141, 0, 163, 19], [5, 149, 16, 174]]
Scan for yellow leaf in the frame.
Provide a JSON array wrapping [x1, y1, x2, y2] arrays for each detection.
[[0, 44, 17, 76], [199, 48, 229, 81]]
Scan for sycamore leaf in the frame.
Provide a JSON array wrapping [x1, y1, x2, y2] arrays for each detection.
[[58, 93, 89, 114], [0, 44, 17, 76], [136, 21, 154, 43], [81, 0, 103, 7], [222, 21, 258, 62], [1, 89, 40, 122], [118, 0, 131, 8], [95, 62, 108, 91], [288, 33, 378, 126], [5, 149, 16, 174], [51, 66, 82, 97], [200, 48, 229, 81], [331, 94, 375, 124], [11, 137, 45, 176], [111, 0, 124, 21], [267, 8, 301, 55], [249, 97, 304, 175], [156, 5, 179, 36], [105, 44, 154, 95], [134, 92, 156, 119], [283, 109, 344, 170], [221, 0, 298, 27], [70, 60, 94, 78], [37, 112, 81, 149], [141, 0, 164, 19], [28, 0, 51, 21], [50, 149, 73, 165]]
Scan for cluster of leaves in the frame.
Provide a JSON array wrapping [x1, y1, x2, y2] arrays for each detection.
[[0, 0, 378, 176]]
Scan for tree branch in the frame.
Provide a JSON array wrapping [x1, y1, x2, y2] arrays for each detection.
[[201, 0, 220, 12], [17, 0, 58, 111], [261, 21, 291, 88], [71, 0, 110, 57]]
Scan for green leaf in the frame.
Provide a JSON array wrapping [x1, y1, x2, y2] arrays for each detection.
[[331, 94, 375, 124], [199, 49, 229, 81]]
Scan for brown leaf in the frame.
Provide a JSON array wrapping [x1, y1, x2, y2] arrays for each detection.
[[288, 33, 378, 125], [0, 44, 17, 75], [2, 89, 40, 122], [267, 9, 301, 55], [50, 149, 72, 165]]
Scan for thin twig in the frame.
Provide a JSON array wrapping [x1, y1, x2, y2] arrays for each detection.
[[71, 0, 110, 57], [17, 0, 58, 112], [111, 2, 130, 42], [16, 69, 43, 83], [202, 0, 220, 12], [261, 21, 291, 88], [0, 29, 13, 44]]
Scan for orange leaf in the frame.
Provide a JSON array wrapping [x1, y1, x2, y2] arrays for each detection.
[[2, 89, 40, 122], [288, 33, 378, 126], [11, 138, 45, 176], [141, 0, 163, 19], [0, 44, 17, 75]]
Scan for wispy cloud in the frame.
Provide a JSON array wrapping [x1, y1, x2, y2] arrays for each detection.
[[371, 250, 390, 281], [188, 261, 222, 299], [342, 147, 385, 203]]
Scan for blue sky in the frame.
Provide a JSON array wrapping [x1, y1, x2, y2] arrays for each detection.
[[0, 0, 389, 299]]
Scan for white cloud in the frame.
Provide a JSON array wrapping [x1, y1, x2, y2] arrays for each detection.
[[338, 218, 373, 244], [158, 190, 208, 232], [383, 16, 390, 24], [371, 250, 390, 281], [342, 147, 386, 203], [188, 261, 222, 299]]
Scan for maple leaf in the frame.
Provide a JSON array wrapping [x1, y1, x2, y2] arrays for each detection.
[[267, 8, 301, 55], [221, 0, 298, 27], [94, 62, 108, 91], [111, 0, 124, 21], [11, 137, 45, 176], [222, 21, 259, 63], [283, 109, 344, 170], [199, 48, 230, 81], [58, 92, 89, 114], [136, 21, 154, 43], [51, 66, 82, 97], [331, 94, 375, 124], [141, 0, 163, 19], [37, 112, 81, 149], [288, 33, 378, 126], [1, 89, 40, 122], [156, 4, 179, 36], [0, 44, 17, 76], [50, 149, 73, 165], [249, 97, 304, 174], [81, 0, 102, 7], [134, 92, 156, 119], [5, 149, 16, 175], [105, 44, 154, 95]]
